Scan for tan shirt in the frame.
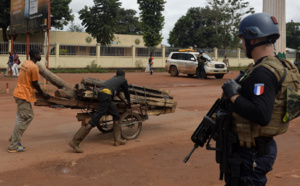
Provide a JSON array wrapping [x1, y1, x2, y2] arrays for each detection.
[[223, 58, 229, 67]]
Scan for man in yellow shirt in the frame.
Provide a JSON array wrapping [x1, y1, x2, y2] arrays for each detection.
[[8, 48, 50, 153]]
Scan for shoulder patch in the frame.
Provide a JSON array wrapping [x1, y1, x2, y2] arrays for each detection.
[[254, 83, 264, 95]]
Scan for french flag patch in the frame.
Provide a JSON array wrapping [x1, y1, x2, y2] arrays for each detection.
[[254, 83, 264, 95]]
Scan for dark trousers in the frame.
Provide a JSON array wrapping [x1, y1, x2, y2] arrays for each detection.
[[225, 140, 277, 186], [197, 63, 205, 78], [149, 63, 153, 75], [88, 92, 120, 127]]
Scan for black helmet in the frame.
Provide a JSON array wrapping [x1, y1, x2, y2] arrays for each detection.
[[238, 13, 280, 58], [238, 13, 280, 42], [198, 50, 204, 54]]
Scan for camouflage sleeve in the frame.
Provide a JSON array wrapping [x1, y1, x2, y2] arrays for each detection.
[[283, 87, 300, 122]]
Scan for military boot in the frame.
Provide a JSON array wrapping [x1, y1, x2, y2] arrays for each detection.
[[69, 125, 91, 153], [113, 120, 126, 146]]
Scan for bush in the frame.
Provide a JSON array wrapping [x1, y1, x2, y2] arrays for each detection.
[[59, 49, 67, 55], [86, 60, 99, 69]]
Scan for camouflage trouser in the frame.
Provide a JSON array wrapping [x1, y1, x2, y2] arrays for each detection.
[[8, 97, 34, 150]]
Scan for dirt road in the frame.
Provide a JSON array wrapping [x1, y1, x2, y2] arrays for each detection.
[[0, 71, 299, 186]]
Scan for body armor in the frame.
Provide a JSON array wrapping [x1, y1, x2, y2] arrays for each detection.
[[232, 56, 299, 148], [197, 54, 206, 64]]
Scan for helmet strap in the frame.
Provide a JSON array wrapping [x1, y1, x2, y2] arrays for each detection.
[[273, 43, 277, 54], [245, 38, 274, 59], [245, 39, 253, 58]]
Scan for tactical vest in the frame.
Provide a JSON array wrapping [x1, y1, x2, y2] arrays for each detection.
[[232, 56, 299, 148], [197, 54, 205, 64]]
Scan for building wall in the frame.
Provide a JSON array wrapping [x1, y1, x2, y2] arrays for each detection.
[[1, 30, 147, 47], [3, 52, 291, 69], [0, 30, 294, 69]]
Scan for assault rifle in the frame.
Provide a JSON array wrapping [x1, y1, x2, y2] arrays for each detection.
[[184, 71, 245, 181]]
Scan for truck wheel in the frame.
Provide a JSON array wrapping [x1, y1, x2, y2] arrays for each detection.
[[187, 74, 194, 77], [170, 66, 179, 76], [215, 74, 224, 79]]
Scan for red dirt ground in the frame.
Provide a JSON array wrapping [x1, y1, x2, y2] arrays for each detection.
[[0, 71, 299, 186]]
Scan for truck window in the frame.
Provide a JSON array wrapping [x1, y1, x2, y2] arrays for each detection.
[[179, 53, 186, 60], [185, 54, 195, 61], [171, 53, 179, 59]]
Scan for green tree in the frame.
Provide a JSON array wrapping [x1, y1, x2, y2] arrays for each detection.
[[286, 20, 300, 49], [68, 22, 85, 32], [115, 8, 141, 35], [168, 7, 221, 48], [51, 0, 74, 30], [0, 0, 74, 41], [207, 0, 255, 48], [137, 0, 166, 47], [0, 0, 12, 41], [79, 0, 121, 45], [168, 0, 254, 49]]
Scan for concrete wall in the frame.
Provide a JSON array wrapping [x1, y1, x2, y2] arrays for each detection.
[[2, 31, 147, 47], [2, 54, 293, 69], [1, 31, 295, 69], [0, 54, 164, 69], [0, 33, 294, 69], [0, 51, 294, 69]]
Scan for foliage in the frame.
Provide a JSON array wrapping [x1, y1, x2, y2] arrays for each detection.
[[51, 0, 74, 30], [137, 0, 166, 47], [135, 59, 144, 69], [68, 22, 85, 32], [168, 0, 254, 49], [286, 20, 300, 50], [115, 8, 141, 35], [79, 0, 121, 46], [0, 0, 11, 41], [169, 7, 220, 48], [49, 49, 67, 56], [0, 0, 74, 41], [86, 60, 100, 69], [207, 0, 254, 48], [59, 49, 68, 55]]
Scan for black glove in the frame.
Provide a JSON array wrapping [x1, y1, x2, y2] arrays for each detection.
[[222, 79, 241, 98]]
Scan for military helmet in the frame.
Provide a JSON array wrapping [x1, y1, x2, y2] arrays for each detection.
[[238, 13, 280, 43]]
